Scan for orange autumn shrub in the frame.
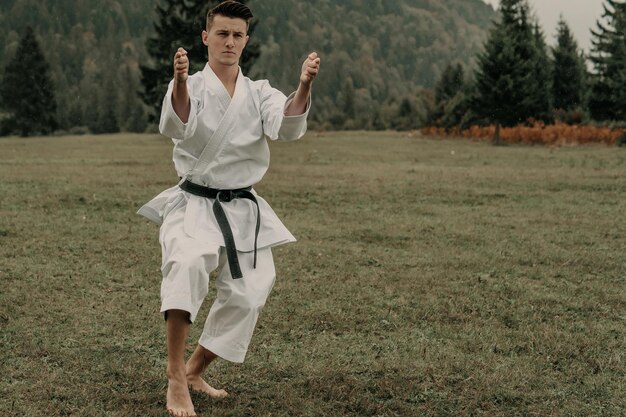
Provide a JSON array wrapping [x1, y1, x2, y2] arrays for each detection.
[[421, 122, 624, 146]]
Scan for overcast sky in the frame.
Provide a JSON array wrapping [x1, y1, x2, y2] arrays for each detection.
[[483, 0, 606, 52]]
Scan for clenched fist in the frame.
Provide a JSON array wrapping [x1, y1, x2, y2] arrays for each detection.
[[173, 47, 189, 83], [300, 52, 321, 86]]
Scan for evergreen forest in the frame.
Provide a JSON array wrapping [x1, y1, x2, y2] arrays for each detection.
[[1, 0, 625, 137], [0, 0, 495, 134]]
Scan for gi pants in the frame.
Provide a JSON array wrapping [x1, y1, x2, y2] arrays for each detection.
[[159, 201, 275, 363]]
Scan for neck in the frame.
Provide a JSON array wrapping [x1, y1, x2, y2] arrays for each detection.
[[208, 60, 239, 85]]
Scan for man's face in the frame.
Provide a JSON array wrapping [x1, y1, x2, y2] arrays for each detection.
[[202, 15, 249, 67]]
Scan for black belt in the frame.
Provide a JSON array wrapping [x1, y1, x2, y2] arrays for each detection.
[[179, 179, 260, 279]]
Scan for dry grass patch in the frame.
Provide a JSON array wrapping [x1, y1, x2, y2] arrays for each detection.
[[0, 132, 624, 416]]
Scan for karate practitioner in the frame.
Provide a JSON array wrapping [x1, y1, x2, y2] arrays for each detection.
[[137, 1, 320, 415]]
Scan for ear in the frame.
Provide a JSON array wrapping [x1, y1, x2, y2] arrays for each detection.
[[244, 34, 250, 48], [202, 30, 209, 46]]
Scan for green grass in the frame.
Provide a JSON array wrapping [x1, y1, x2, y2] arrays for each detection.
[[0, 132, 625, 416]]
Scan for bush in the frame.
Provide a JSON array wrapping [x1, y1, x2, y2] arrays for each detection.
[[69, 126, 90, 135], [554, 108, 587, 125], [422, 122, 624, 146]]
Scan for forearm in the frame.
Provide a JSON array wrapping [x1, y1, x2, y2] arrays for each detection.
[[171, 80, 191, 123], [284, 82, 311, 116], [285, 52, 319, 116]]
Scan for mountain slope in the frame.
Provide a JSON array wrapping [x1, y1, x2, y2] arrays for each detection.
[[0, 0, 497, 132], [248, 0, 497, 127]]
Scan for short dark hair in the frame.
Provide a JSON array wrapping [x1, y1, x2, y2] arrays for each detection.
[[206, 1, 253, 31]]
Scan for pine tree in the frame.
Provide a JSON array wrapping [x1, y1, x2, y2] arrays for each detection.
[[529, 23, 552, 122], [473, 0, 527, 131], [394, 97, 421, 130], [430, 63, 468, 128], [141, 0, 260, 123], [472, 0, 551, 140], [435, 63, 464, 105], [0, 26, 57, 136], [588, 0, 626, 121], [551, 16, 588, 112]]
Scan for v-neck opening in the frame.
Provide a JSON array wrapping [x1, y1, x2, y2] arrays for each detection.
[[203, 64, 241, 106]]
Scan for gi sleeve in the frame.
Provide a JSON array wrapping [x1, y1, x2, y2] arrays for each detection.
[[159, 78, 201, 140], [259, 81, 311, 141]]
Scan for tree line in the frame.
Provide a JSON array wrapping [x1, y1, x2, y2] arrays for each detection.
[[429, 0, 626, 144], [0, 0, 154, 136], [1, 0, 625, 138], [0, 0, 495, 136]]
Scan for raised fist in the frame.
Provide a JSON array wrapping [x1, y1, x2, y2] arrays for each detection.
[[173, 47, 189, 83], [300, 52, 321, 86]]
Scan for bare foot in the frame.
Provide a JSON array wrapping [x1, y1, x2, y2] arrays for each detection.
[[167, 369, 196, 417], [187, 375, 229, 399]]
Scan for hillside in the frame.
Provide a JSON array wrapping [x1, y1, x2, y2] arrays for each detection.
[[0, 0, 155, 133], [250, 0, 497, 128], [0, 0, 497, 132]]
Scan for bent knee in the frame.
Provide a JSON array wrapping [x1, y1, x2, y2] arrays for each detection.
[[162, 252, 218, 277], [223, 289, 268, 315]]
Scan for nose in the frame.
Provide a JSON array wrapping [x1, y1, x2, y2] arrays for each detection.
[[226, 35, 235, 47]]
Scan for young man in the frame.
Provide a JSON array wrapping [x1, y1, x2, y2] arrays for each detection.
[[137, 1, 320, 416]]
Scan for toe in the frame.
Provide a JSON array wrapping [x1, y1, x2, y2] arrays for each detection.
[[167, 408, 196, 417]]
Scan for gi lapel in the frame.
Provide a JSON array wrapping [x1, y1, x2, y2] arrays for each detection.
[[187, 64, 245, 184]]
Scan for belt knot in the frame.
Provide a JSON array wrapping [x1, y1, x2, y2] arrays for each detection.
[[218, 190, 235, 202], [179, 179, 260, 279]]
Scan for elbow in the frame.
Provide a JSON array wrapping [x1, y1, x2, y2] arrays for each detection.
[[159, 117, 178, 138], [159, 107, 197, 139], [276, 120, 308, 141]]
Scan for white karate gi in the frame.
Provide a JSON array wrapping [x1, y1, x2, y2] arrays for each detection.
[[138, 63, 309, 363]]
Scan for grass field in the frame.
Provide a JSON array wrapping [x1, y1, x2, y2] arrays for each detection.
[[0, 131, 625, 416]]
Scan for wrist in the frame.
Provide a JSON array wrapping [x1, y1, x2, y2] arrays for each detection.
[[174, 78, 188, 95], [298, 80, 312, 94]]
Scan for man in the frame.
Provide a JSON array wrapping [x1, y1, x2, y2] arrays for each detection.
[[137, 1, 320, 415]]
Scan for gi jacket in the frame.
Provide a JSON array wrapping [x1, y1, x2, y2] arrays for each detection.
[[137, 63, 310, 251]]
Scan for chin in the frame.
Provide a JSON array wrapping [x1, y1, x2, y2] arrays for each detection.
[[218, 55, 238, 64]]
